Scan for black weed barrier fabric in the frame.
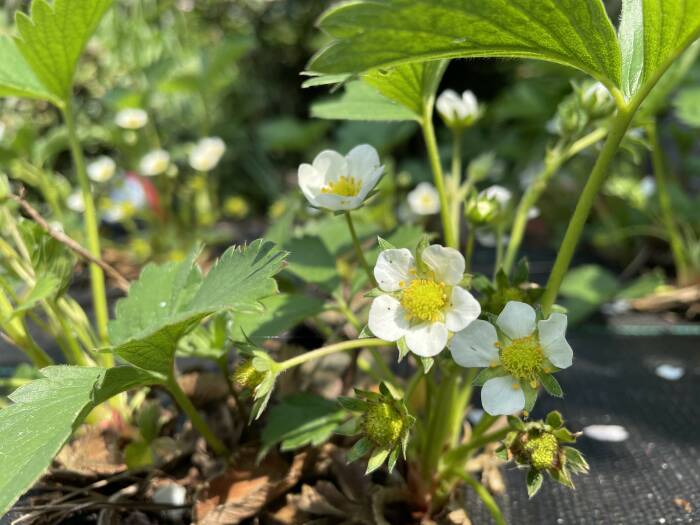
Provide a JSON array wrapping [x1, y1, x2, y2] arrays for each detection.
[[466, 333, 700, 525]]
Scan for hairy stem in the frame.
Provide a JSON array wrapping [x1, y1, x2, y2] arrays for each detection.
[[345, 211, 377, 287], [422, 109, 457, 249], [449, 129, 463, 247], [647, 120, 690, 285], [277, 338, 387, 372], [62, 102, 111, 357]]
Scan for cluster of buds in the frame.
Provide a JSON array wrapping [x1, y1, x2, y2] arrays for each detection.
[[548, 81, 615, 140], [497, 411, 589, 497], [471, 259, 543, 316], [337, 382, 415, 474]]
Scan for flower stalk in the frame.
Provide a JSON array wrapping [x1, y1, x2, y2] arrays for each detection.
[[345, 211, 377, 287]]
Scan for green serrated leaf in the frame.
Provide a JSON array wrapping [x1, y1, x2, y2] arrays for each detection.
[[366, 447, 391, 474], [619, 0, 645, 99], [539, 372, 564, 398], [347, 437, 374, 463], [109, 240, 286, 375], [526, 468, 544, 498], [0, 36, 59, 104], [0, 365, 158, 515], [15, 0, 113, 103], [309, 0, 622, 89], [311, 80, 417, 122], [260, 393, 346, 458], [10, 274, 61, 318]]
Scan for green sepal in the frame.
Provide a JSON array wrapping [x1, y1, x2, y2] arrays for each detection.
[[335, 417, 362, 437], [495, 446, 509, 461], [420, 357, 434, 374], [347, 437, 374, 463], [522, 382, 538, 413], [563, 447, 590, 474], [472, 366, 507, 387], [358, 325, 375, 338], [364, 288, 385, 298], [377, 236, 397, 251], [386, 446, 400, 473], [338, 396, 369, 412], [397, 338, 410, 362], [366, 447, 390, 474], [545, 410, 564, 429], [538, 372, 563, 398], [512, 258, 530, 286], [552, 427, 577, 443], [507, 415, 525, 431], [526, 468, 544, 498], [414, 234, 431, 274]]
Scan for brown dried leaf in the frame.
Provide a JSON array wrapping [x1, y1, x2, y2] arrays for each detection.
[[56, 428, 125, 476]]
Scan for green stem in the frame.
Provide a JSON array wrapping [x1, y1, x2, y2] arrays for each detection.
[[422, 109, 457, 249], [459, 473, 507, 525], [277, 338, 387, 372], [465, 228, 475, 274], [62, 102, 111, 356], [503, 129, 608, 274], [540, 106, 635, 314], [345, 211, 377, 287], [493, 223, 505, 278], [441, 426, 511, 475], [165, 375, 229, 457], [422, 368, 459, 483], [647, 120, 690, 285], [449, 129, 463, 247]]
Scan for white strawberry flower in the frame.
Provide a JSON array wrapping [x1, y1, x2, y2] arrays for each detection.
[[407, 182, 440, 216], [139, 149, 170, 177], [66, 191, 85, 212], [368, 245, 481, 357], [115, 108, 148, 130], [189, 137, 226, 172], [436, 89, 481, 128], [448, 301, 573, 416], [298, 144, 383, 211], [87, 156, 116, 183]]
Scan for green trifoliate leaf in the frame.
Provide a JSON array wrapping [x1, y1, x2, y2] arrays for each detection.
[[311, 80, 418, 122], [0, 365, 158, 515], [0, 36, 59, 104], [109, 240, 286, 375], [14, 0, 113, 103], [259, 393, 346, 458], [619, 0, 645, 99], [309, 0, 622, 89]]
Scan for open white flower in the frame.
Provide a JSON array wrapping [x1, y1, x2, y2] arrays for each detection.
[[298, 145, 383, 211], [407, 182, 440, 216], [436, 89, 481, 128], [449, 301, 573, 416], [115, 108, 148, 130], [368, 245, 481, 357], [87, 156, 116, 183], [189, 137, 226, 172], [139, 150, 170, 177]]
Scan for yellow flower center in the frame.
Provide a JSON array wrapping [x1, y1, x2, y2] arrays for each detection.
[[525, 432, 559, 470], [499, 334, 544, 381], [364, 402, 404, 447], [321, 175, 361, 197], [400, 279, 447, 322]]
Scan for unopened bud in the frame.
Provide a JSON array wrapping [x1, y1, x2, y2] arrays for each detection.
[[363, 401, 404, 447], [232, 360, 265, 390]]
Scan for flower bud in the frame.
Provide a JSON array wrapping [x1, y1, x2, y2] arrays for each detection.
[[363, 401, 405, 447], [436, 89, 482, 129], [465, 195, 500, 225]]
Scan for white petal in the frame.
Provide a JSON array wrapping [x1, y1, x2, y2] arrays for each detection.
[[314, 192, 356, 211], [436, 89, 464, 120], [497, 301, 536, 340], [312, 149, 348, 183], [445, 287, 481, 332], [421, 245, 465, 285], [537, 313, 573, 369], [346, 144, 381, 183], [480, 185, 512, 206], [354, 167, 384, 203], [448, 319, 499, 368], [461, 90, 479, 116], [374, 248, 415, 292], [298, 163, 324, 206], [405, 322, 448, 357], [368, 295, 409, 342], [481, 376, 525, 416]]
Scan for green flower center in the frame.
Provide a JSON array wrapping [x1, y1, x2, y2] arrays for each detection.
[[321, 175, 361, 197], [232, 361, 265, 390], [400, 279, 448, 322], [499, 334, 544, 381], [525, 432, 559, 470], [364, 402, 404, 447]]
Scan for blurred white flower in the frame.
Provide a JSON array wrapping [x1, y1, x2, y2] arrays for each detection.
[[582, 82, 612, 106], [407, 182, 440, 215], [369, 245, 481, 357], [479, 185, 512, 207], [436, 89, 481, 127], [189, 137, 226, 172], [583, 425, 628, 442], [66, 191, 85, 212], [103, 177, 147, 223], [115, 108, 148, 130], [139, 150, 170, 177], [475, 230, 510, 247], [449, 301, 573, 415], [640, 176, 656, 199], [298, 144, 383, 211], [87, 156, 116, 183]]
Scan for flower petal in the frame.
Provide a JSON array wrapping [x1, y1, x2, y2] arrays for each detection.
[[445, 287, 481, 332], [312, 150, 348, 183], [405, 322, 448, 357], [374, 248, 415, 292], [448, 319, 499, 368], [497, 301, 536, 340], [421, 245, 465, 285], [481, 376, 525, 415], [538, 313, 573, 369], [298, 163, 324, 206], [368, 295, 409, 342], [346, 144, 381, 182]]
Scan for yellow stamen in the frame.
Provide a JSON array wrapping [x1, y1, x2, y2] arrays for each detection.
[[500, 334, 544, 381], [400, 279, 447, 323], [321, 175, 361, 197]]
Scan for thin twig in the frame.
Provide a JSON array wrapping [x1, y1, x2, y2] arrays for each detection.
[[10, 188, 130, 292]]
